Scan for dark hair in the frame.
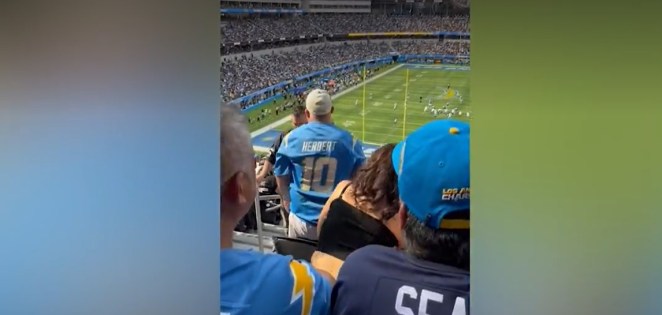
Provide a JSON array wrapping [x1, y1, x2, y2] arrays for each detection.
[[352, 143, 399, 221], [402, 210, 470, 270], [292, 105, 306, 117]]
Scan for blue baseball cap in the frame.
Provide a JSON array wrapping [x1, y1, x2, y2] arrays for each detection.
[[392, 120, 470, 230]]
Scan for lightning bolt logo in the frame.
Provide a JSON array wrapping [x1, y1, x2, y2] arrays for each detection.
[[289, 260, 314, 315]]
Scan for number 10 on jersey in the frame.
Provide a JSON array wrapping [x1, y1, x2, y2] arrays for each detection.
[[300, 157, 338, 193]]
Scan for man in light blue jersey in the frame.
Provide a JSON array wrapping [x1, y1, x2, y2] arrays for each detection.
[[220, 104, 333, 315], [275, 89, 366, 240]]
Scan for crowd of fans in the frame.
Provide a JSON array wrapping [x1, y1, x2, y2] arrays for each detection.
[[391, 40, 470, 56], [220, 1, 300, 10], [222, 39, 325, 55], [238, 65, 385, 126], [221, 16, 322, 43], [221, 42, 390, 101], [221, 40, 469, 101], [221, 14, 469, 44], [311, 14, 469, 34]]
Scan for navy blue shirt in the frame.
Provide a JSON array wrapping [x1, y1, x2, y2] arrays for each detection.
[[330, 245, 469, 315]]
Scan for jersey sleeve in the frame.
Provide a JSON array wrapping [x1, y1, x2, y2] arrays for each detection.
[[351, 138, 366, 173], [286, 259, 332, 315], [265, 257, 332, 315], [267, 131, 286, 165], [274, 132, 294, 177]]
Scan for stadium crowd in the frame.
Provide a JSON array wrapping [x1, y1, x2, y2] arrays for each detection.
[[221, 88, 470, 314], [221, 42, 390, 101], [391, 40, 470, 56], [221, 40, 469, 102], [238, 65, 385, 127], [220, 1, 300, 10], [221, 14, 469, 44]]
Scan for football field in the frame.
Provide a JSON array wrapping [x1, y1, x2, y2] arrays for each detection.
[[250, 63, 470, 151]]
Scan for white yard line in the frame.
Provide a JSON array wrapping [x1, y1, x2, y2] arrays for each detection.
[[250, 63, 405, 138]]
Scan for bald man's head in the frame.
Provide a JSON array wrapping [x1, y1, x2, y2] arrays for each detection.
[[221, 104, 256, 225]]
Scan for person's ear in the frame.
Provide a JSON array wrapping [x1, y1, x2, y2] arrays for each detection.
[[221, 172, 241, 205], [305, 109, 311, 119], [223, 171, 255, 206], [236, 171, 256, 206], [398, 201, 408, 230]]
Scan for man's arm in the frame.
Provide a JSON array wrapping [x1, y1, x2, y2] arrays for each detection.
[[273, 133, 293, 212], [275, 175, 291, 212], [256, 160, 273, 183], [257, 132, 285, 183]]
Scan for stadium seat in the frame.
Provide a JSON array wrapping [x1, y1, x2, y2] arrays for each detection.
[[272, 236, 318, 261]]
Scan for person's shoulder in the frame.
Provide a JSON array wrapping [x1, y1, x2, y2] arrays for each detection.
[[273, 129, 289, 146], [347, 244, 399, 261], [281, 127, 304, 148], [221, 250, 321, 313], [337, 180, 352, 190], [221, 249, 292, 283], [340, 245, 400, 275], [287, 124, 314, 140]]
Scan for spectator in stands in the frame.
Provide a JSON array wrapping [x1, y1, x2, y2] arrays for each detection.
[[256, 105, 308, 184], [220, 103, 333, 315], [221, 42, 392, 100], [221, 40, 469, 103], [221, 14, 469, 45], [311, 143, 402, 279], [274, 89, 366, 240], [330, 120, 470, 315]]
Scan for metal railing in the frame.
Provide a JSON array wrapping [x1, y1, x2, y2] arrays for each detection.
[[232, 194, 288, 252]]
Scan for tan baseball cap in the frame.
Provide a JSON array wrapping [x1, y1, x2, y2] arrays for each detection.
[[305, 89, 333, 115]]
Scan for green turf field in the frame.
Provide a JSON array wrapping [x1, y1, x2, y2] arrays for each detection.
[[244, 98, 291, 131], [250, 63, 470, 145]]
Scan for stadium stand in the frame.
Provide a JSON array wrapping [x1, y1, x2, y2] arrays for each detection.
[[222, 5, 471, 314], [221, 42, 390, 101], [221, 40, 470, 102], [221, 14, 469, 45], [391, 40, 470, 55]]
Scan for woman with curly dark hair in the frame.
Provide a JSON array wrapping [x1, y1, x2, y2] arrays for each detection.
[[311, 143, 402, 278]]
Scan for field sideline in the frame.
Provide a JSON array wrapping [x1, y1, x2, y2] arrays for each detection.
[[249, 63, 470, 152]]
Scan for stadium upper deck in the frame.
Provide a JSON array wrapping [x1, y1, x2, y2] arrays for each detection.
[[221, 14, 469, 44], [220, 9, 470, 108]]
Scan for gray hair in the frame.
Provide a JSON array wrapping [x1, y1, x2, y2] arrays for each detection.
[[221, 103, 253, 186]]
